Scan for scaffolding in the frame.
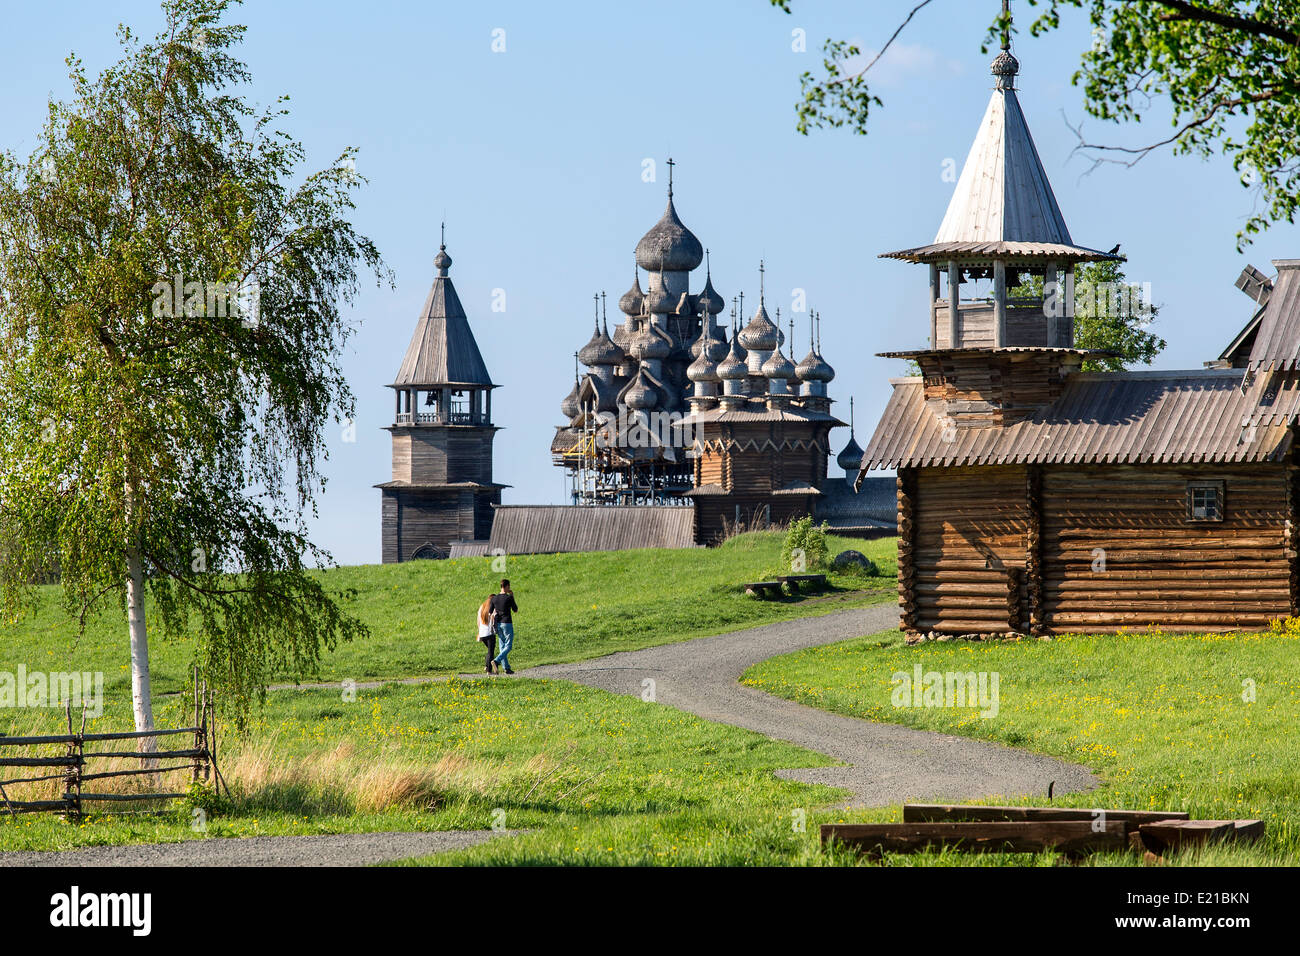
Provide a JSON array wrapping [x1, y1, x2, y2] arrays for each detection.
[[559, 411, 693, 507]]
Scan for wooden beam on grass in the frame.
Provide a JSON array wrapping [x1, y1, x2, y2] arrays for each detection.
[[903, 804, 1190, 826], [822, 821, 1128, 856]]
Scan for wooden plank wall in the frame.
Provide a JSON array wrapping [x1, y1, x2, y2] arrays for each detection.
[[902, 461, 1294, 635], [1040, 464, 1290, 632], [919, 352, 1076, 427]]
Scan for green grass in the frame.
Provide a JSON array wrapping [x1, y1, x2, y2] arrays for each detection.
[[0, 678, 859, 865], [1, 531, 897, 697], [742, 627, 1300, 865], [0, 531, 901, 862]]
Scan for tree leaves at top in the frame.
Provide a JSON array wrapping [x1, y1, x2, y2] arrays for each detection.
[[777, 0, 1300, 248], [0, 0, 391, 727]]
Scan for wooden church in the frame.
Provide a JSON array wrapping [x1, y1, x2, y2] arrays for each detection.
[[376, 234, 506, 562], [857, 36, 1300, 636]]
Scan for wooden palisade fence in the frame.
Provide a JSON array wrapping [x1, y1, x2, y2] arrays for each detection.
[[0, 669, 227, 819]]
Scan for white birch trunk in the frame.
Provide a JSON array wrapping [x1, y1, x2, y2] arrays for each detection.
[[126, 545, 158, 753]]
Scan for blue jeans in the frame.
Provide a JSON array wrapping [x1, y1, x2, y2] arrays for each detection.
[[492, 622, 514, 670]]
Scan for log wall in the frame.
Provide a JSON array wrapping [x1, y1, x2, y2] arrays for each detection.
[[910, 465, 1030, 634], [1039, 464, 1289, 632], [902, 461, 1293, 635]]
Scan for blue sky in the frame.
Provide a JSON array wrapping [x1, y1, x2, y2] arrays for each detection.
[[2, 1, 1291, 565]]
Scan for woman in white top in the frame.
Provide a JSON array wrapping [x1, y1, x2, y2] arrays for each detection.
[[476, 597, 498, 674]]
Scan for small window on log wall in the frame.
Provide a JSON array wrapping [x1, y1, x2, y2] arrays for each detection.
[[1186, 481, 1225, 522]]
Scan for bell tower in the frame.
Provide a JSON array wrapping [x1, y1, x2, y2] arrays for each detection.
[[377, 231, 505, 561], [878, 3, 1120, 427]]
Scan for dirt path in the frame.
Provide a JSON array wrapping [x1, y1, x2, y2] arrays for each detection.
[[523, 604, 1099, 807]]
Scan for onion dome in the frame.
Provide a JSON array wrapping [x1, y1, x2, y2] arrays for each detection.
[[687, 348, 719, 384], [836, 433, 864, 473], [434, 243, 452, 276], [560, 380, 580, 419], [738, 300, 779, 352], [630, 322, 671, 362], [991, 49, 1019, 91], [688, 322, 724, 383], [578, 304, 622, 367], [644, 276, 674, 314], [761, 343, 795, 380], [634, 166, 704, 273], [624, 367, 659, 411], [619, 264, 645, 316], [696, 260, 724, 316], [690, 319, 729, 362], [716, 332, 749, 382], [798, 311, 835, 381], [796, 349, 835, 382], [837, 396, 862, 471]]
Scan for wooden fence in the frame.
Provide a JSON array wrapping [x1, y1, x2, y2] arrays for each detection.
[[0, 674, 226, 819]]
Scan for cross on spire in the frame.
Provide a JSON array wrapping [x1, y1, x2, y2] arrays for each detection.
[[759, 260, 766, 302], [1001, 0, 1011, 52], [666, 157, 675, 198]]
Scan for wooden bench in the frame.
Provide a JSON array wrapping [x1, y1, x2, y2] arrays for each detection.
[[744, 581, 784, 599], [774, 573, 827, 595]]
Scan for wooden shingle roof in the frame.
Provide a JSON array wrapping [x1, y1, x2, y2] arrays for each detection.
[[487, 505, 698, 554], [859, 368, 1300, 474], [393, 251, 493, 388], [881, 59, 1116, 265], [1247, 261, 1300, 372]]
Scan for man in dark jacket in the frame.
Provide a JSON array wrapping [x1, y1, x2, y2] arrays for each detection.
[[489, 579, 519, 675]]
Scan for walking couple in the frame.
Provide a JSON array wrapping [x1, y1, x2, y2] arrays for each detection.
[[477, 578, 518, 675]]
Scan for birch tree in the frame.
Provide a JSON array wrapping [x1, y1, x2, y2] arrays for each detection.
[[0, 0, 383, 735]]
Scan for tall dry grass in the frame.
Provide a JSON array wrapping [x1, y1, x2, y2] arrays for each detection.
[[222, 737, 543, 815]]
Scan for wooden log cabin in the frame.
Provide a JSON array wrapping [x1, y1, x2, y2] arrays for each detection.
[[856, 39, 1300, 635]]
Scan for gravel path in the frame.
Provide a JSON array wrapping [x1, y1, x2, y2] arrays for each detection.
[[524, 604, 1099, 807], [0, 830, 518, 867]]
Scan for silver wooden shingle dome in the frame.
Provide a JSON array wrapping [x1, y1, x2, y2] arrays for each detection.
[[624, 367, 659, 410], [696, 263, 724, 316], [796, 311, 835, 381], [687, 347, 720, 384], [630, 323, 671, 361], [761, 344, 795, 380], [578, 308, 622, 367], [716, 331, 749, 381], [560, 379, 580, 419], [739, 301, 780, 351], [690, 318, 729, 362], [634, 169, 704, 273], [619, 265, 645, 316]]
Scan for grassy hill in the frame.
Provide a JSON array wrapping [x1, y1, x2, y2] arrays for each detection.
[[1, 531, 898, 701]]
